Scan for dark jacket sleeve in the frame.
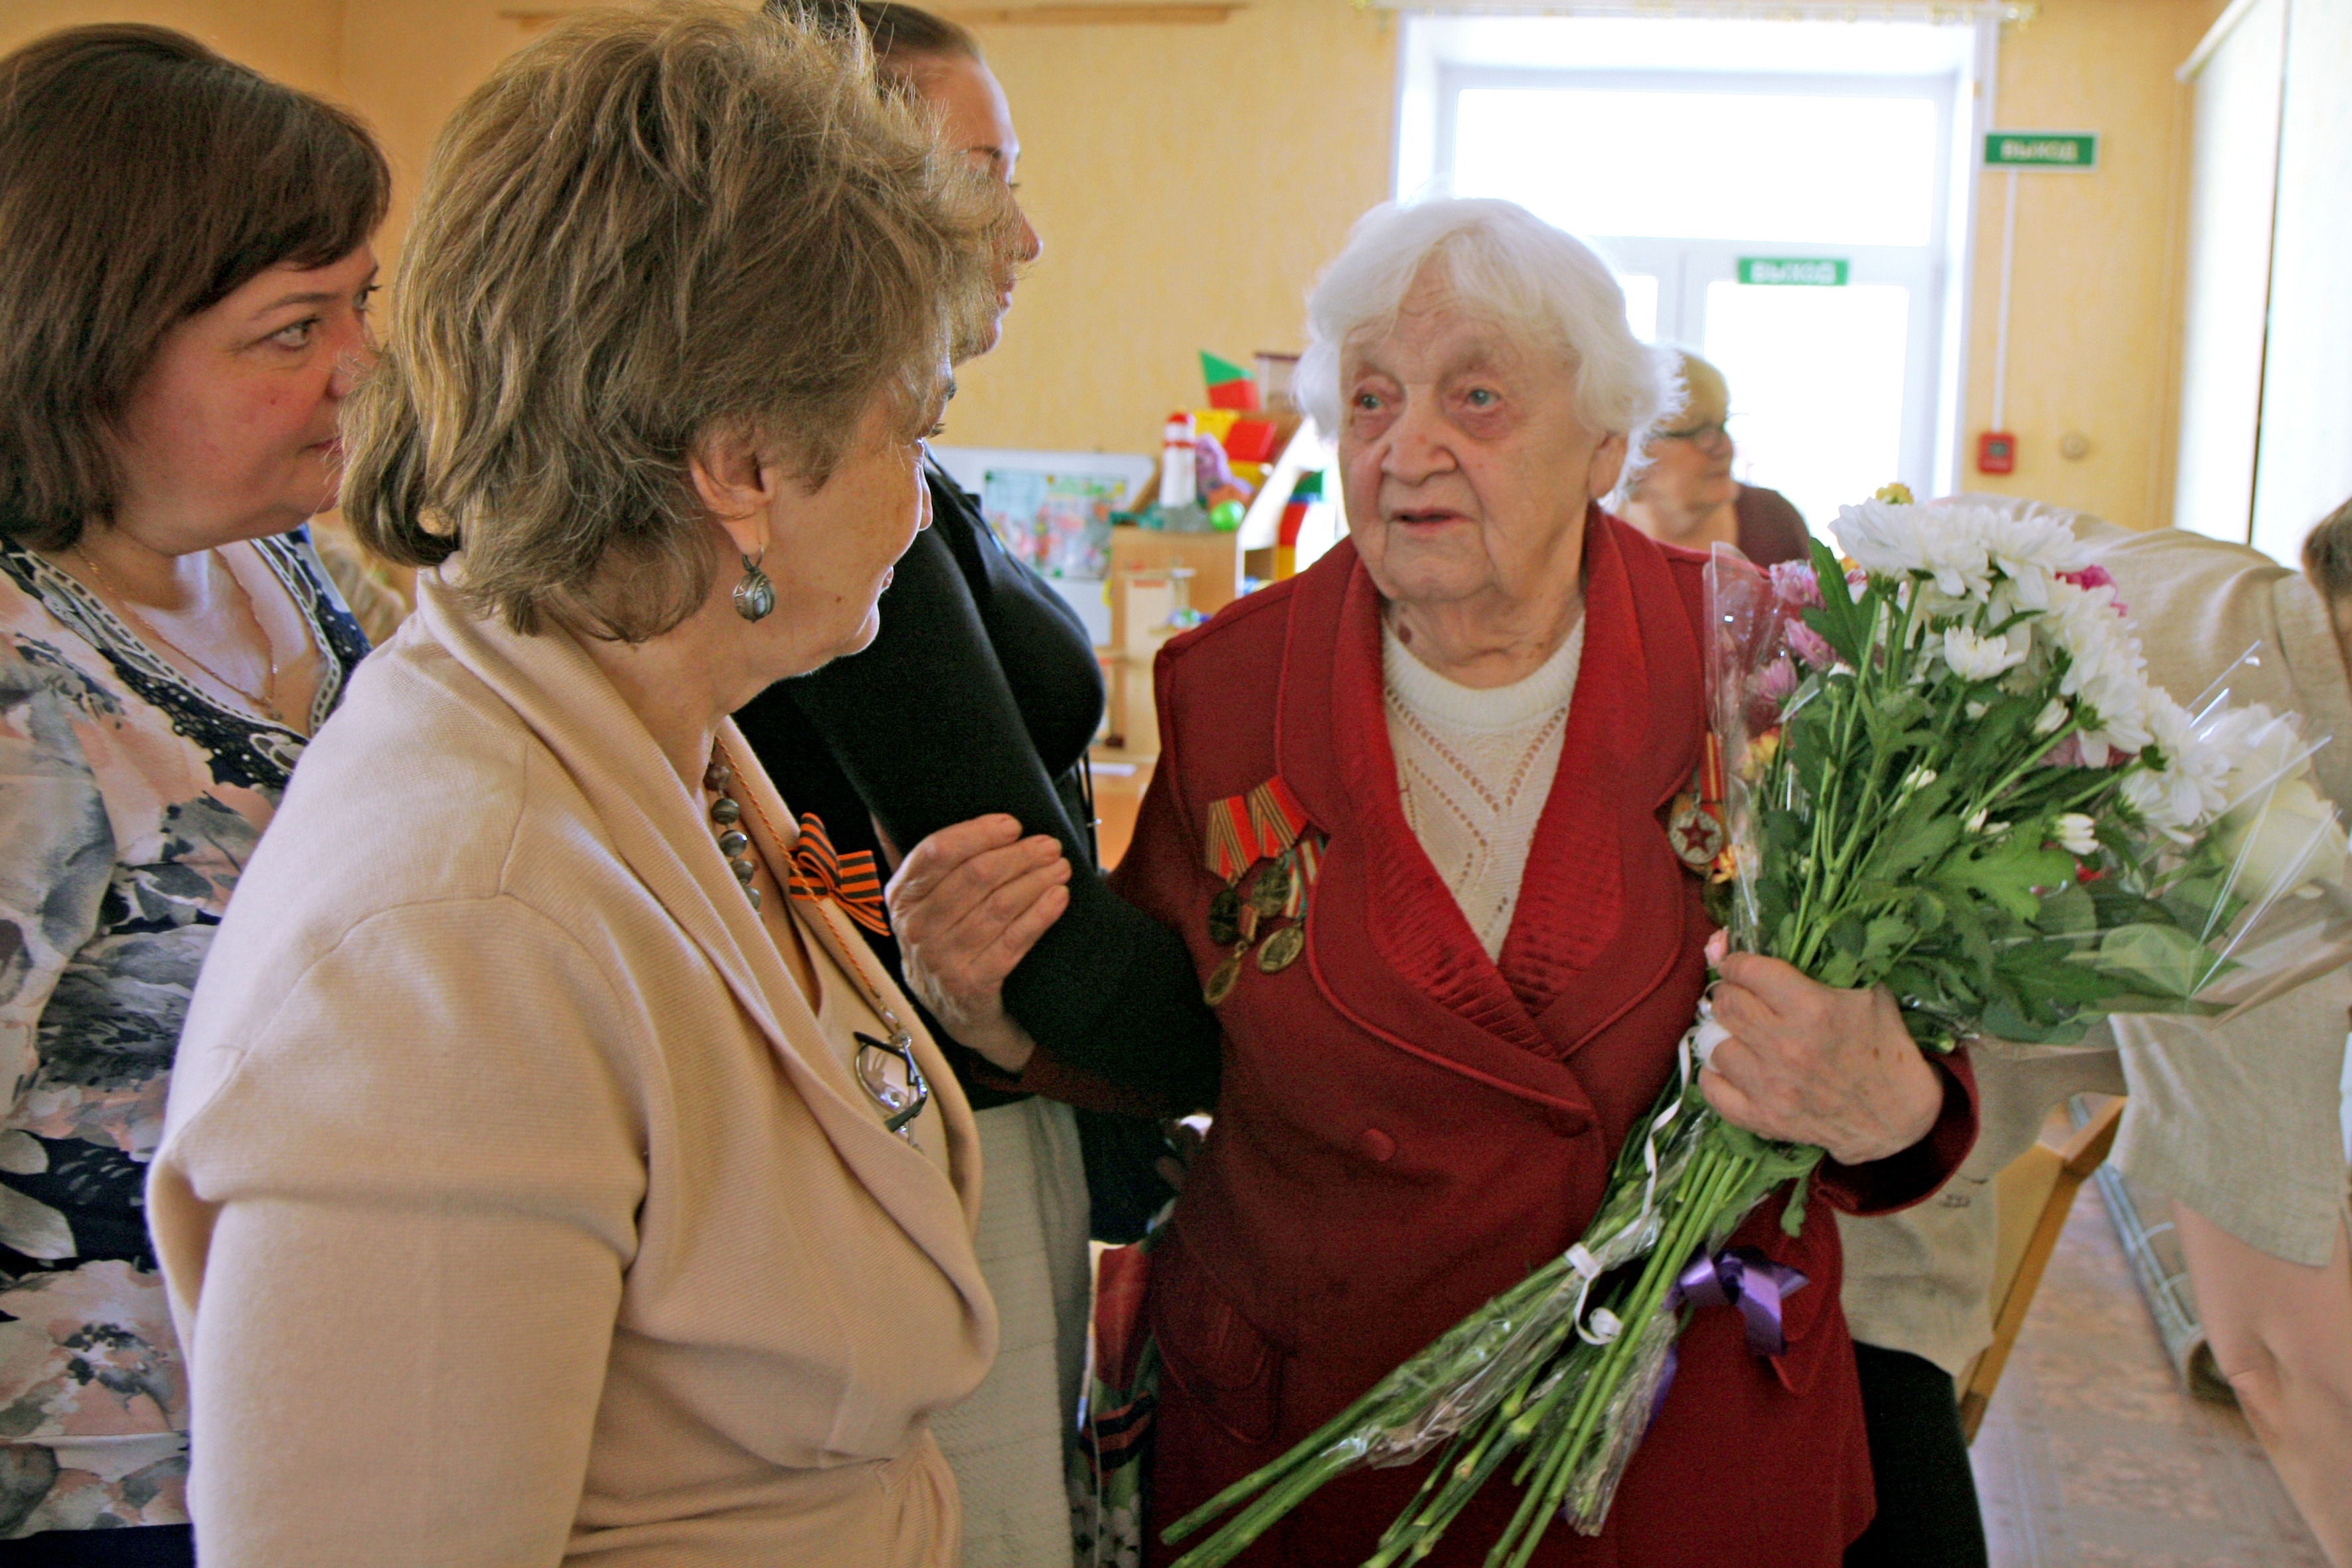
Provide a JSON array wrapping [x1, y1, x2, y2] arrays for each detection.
[[775, 511, 1219, 1110], [1733, 485, 1813, 568]]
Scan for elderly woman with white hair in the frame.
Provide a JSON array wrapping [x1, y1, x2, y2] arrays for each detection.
[[888, 196, 1976, 1565]]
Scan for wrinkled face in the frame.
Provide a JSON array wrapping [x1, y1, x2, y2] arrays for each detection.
[[109, 246, 378, 548], [907, 53, 1040, 358], [765, 385, 944, 672], [1338, 274, 1626, 611]]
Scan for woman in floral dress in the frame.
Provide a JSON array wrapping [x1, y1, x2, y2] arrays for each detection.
[[0, 25, 383, 1564]]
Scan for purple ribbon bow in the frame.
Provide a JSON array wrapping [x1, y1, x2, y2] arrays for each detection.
[[1672, 1246, 1809, 1358], [1648, 1247, 1810, 1425]]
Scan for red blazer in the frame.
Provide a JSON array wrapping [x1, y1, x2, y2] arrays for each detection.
[[1110, 512, 1977, 1567]]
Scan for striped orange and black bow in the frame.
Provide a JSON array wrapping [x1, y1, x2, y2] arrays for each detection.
[[787, 813, 889, 934]]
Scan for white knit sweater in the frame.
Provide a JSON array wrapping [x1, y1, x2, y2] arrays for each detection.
[[1381, 614, 1585, 959]]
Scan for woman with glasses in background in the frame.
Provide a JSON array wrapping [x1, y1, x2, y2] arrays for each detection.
[[1620, 347, 1811, 567]]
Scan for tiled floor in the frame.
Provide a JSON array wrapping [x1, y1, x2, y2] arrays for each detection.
[[1971, 1193, 2329, 1567]]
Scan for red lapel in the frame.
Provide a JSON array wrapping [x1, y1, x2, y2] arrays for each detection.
[[1513, 512, 1709, 1044], [1269, 512, 1706, 1088]]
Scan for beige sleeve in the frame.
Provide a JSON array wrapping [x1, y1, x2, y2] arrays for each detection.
[[2112, 969, 2352, 1266], [151, 898, 649, 1567], [1838, 1040, 2128, 1374]]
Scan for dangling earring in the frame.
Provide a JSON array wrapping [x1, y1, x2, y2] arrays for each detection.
[[734, 551, 775, 622]]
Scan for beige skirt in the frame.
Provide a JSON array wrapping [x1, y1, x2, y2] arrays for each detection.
[[930, 1097, 1092, 1568]]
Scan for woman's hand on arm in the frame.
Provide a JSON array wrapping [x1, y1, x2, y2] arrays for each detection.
[[886, 814, 1071, 1074], [1699, 946, 1943, 1168]]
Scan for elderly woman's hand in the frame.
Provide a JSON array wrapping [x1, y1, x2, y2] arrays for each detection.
[[1699, 941, 1944, 1168], [884, 814, 1071, 1074]]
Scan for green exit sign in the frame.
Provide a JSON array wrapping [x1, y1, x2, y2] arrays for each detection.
[[1984, 131, 2099, 169], [1738, 257, 1848, 287]]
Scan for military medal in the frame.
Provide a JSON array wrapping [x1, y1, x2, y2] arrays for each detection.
[[1208, 886, 1241, 946], [1249, 858, 1291, 917], [1256, 923, 1304, 973], [1204, 953, 1242, 1006], [1200, 776, 1323, 1004], [1669, 732, 1735, 880]]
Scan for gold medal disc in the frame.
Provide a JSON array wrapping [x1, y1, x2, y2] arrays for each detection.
[[1204, 954, 1242, 1006], [1256, 924, 1305, 973], [1249, 860, 1293, 917], [1207, 886, 1241, 946]]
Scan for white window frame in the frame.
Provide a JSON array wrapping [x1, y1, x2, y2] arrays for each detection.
[[1395, 16, 1996, 501]]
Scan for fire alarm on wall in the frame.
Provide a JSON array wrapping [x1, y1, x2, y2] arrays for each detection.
[[1976, 431, 2017, 474]]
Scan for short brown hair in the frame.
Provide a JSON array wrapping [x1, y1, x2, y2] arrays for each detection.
[[0, 24, 388, 549], [2302, 494, 2352, 603], [342, 2, 992, 642]]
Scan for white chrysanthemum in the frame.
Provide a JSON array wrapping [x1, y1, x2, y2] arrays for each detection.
[[2199, 702, 2313, 813], [2040, 578, 2152, 760], [2127, 693, 2234, 834], [2186, 703, 2348, 901], [2033, 698, 2070, 736], [2054, 813, 2098, 856], [1833, 501, 1916, 576], [1942, 624, 2028, 681], [1977, 505, 2092, 610], [2044, 578, 2138, 678], [1836, 501, 1994, 598], [2218, 776, 2350, 903]]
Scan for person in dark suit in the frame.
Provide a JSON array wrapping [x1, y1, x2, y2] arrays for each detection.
[[733, 8, 1219, 1565]]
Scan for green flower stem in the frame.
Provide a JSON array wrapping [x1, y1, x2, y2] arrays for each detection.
[[1490, 1138, 1761, 1568], [1163, 1263, 1577, 1567], [1956, 718, 2081, 826], [1170, 1067, 1790, 1568]]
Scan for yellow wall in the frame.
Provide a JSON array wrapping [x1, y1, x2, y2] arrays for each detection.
[[0, 0, 341, 92], [949, 0, 1397, 454], [1959, 0, 2227, 530], [335, 1, 546, 255], [2, 0, 2236, 519], [0, 0, 539, 259]]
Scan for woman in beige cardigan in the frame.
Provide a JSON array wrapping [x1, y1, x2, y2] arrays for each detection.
[[148, 7, 1014, 1564]]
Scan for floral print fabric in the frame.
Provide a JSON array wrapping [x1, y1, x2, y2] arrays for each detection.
[[0, 533, 365, 1536]]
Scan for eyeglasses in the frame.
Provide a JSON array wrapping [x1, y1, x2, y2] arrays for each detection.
[[855, 1029, 931, 1137], [1656, 419, 1734, 449]]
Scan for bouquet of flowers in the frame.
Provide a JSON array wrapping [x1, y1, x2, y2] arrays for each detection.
[[1160, 495, 2351, 1568]]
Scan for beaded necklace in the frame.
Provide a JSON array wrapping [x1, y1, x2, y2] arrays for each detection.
[[705, 740, 931, 1143]]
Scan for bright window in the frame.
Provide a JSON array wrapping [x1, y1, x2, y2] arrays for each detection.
[[1702, 280, 1913, 527], [1619, 273, 1660, 341], [1453, 88, 1940, 246], [1440, 72, 1952, 528], [1401, 13, 1986, 516]]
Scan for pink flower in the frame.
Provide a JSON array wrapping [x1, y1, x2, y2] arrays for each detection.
[[1785, 619, 1837, 670], [1757, 656, 1798, 702], [2059, 564, 2128, 615], [1768, 560, 1823, 609], [2040, 732, 2138, 769]]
